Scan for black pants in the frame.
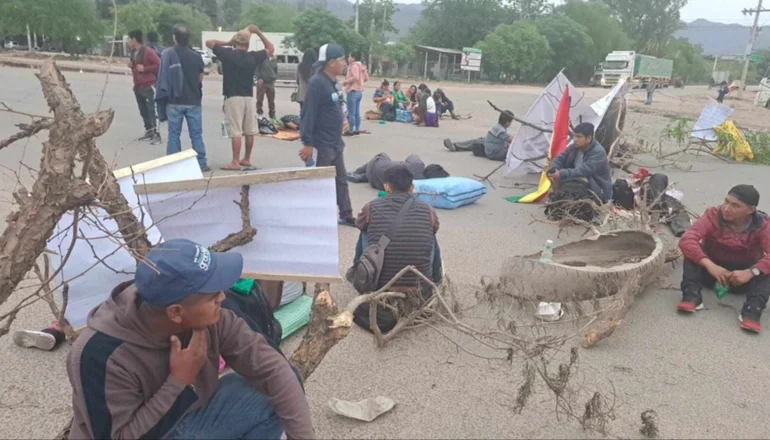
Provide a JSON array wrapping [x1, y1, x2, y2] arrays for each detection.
[[257, 82, 276, 118], [681, 258, 770, 309], [316, 146, 353, 219], [134, 87, 157, 133]]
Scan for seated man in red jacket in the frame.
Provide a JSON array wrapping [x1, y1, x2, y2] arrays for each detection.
[[677, 185, 770, 333]]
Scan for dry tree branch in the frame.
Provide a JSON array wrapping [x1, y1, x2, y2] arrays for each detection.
[[487, 100, 554, 133], [0, 119, 54, 151], [209, 186, 257, 252]]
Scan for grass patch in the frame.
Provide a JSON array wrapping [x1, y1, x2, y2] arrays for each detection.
[[743, 130, 770, 165]]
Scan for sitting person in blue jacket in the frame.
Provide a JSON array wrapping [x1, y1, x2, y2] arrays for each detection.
[[547, 122, 612, 205]]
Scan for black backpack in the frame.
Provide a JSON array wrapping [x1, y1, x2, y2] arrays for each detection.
[[222, 282, 282, 353], [612, 179, 635, 210]]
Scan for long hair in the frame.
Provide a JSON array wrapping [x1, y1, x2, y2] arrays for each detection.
[[298, 48, 317, 82]]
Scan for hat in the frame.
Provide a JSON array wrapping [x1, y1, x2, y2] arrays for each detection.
[[233, 30, 250, 45], [728, 184, 760, 207], [135, 239, 243, 307], [313, 44, 345, 68]]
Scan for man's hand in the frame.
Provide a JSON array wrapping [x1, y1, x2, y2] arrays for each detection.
[[299, 146, 313, 162], [257, 79, 264, 88], [547, 169, 561, 187], [703, 260, 731, 286], [127, 60, 133, 68], [169, 329, 208, 386], [729, 269, 754, 287], [136, 64, 145, 72]]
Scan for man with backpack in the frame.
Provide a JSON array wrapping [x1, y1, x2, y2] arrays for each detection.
[[348, 165, 443, 332]]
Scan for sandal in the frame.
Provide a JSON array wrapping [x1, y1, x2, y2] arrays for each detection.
[[239, 162, 257, 171], [219, 164, 242, 171]]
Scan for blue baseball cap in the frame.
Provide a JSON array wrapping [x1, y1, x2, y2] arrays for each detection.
[[135, 239, 243, 307]]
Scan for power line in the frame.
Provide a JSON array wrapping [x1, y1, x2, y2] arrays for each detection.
[[738, 1, 770, 97]]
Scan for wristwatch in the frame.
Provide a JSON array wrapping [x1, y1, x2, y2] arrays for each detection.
[[751, 267, 762, 277]]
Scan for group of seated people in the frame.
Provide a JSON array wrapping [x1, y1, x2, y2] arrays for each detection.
[[373, 81, 458, 126]]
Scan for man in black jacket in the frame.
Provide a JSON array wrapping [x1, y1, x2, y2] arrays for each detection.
[[299, 44, 355, 226]]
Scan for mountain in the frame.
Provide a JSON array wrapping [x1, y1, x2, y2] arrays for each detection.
[[675, 19, 770, 56], [281, 0, 423, 38]]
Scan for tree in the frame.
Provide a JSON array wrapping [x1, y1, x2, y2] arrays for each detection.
[[534, 15, 596, 82], [664, 38, 711, 83], [408, 0, 515, 50], [385, 42, 416, 72], [222, 0, 243, 29], [0, 0, 105, 53], [288, 8, 366, 54], [511, 0, 549, 19], [116, 0, 213, 47], [349, 0, 397, 38], [560, 0, 631, 64], [238, 2, 297, 32], [476, 22, 551, 82], [603, 0, 687, 52]]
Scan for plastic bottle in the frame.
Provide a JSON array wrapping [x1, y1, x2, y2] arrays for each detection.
[[715, 283, 728, 299], [220, 121, 228, 139], [540, 240, 554, 264]]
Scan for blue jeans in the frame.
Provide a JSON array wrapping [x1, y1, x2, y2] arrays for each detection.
[[167, 374, 283, 440], [354, 233, 443, 283], [166, 104, 208, 169], [347, 90, 363, 132]]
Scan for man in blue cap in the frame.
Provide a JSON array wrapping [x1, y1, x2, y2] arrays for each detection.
[[299, 43, 356, 226], [66, 239, 315, 440]]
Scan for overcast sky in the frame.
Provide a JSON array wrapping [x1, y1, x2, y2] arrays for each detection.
[[393, 0, 765, 26]]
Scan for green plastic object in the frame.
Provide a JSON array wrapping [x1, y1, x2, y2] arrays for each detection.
[[274, 295, 313, 340], [379, 120, 386, 124], [378, 190, 386, 198], [715, 283, 728, 299], [231, 278, 254, 296]]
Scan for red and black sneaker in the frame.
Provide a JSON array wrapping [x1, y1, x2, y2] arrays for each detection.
[[677, 291, 703, 313], [739, 304, 762, 333]]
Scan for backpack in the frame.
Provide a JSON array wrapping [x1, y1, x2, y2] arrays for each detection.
[[612, 179, 635, 210], [222, 282, 283, 353], [351, 198, 414, 293]]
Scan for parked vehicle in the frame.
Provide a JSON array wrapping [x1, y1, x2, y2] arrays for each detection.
[[589, 62, 605, 87], [595, 51, 673, 88], [193, 47, 212, 66], [201, 31, 302, 83]]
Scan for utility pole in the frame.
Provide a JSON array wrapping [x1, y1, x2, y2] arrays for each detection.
[[355, 0, 360, 33], [739, 0, 769, 97]]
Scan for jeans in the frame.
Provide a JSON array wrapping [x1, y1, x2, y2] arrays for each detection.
[[347, 90, 363, 132], [316, 147, 352, 219], [257, 82, 276, 118], [354, 233, 443, 284], [167, 374, 283, 440], [134, 87, 157, 133], [167, 104, 208, 169], [680, 258, 770, 309], [437, 99, 454, 115]]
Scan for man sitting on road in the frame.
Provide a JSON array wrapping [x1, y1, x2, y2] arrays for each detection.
[[547, 122, 612, 204], [206, 25, 273, 171], [443, 109, 514, 161], [349, 165, 443, 331], [677, 185, 770, 333], [66, 239, 314, 440], [346, 153, 449, 191]]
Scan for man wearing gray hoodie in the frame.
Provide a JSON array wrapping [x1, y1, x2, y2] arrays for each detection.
[[66, 239, 315, 440]]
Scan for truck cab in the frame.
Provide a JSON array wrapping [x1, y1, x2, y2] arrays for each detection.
[[601, 51, 635, 87], [589, 62, 605, 87]]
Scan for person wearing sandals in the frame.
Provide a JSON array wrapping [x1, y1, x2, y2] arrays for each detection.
[[206, 26, 273, 171]]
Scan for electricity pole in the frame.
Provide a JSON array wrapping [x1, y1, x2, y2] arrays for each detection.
[[355, 0, 360, 33], [739, 0, 769, 97]]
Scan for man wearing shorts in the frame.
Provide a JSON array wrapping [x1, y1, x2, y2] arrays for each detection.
[[206, 25, 273, 171]]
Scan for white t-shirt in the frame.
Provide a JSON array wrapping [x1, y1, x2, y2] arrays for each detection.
[[426, 96, 436, 113]]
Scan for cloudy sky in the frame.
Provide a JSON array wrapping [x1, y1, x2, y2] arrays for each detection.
[[393, 0, 764, 25]]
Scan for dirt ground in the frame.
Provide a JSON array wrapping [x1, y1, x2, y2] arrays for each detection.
[[1, 64, 769, 439]]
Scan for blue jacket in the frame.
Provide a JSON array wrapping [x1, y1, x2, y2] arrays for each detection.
[[549, 139, 613, 202], [154, 48, 183, 122], [300, 72, 343, 149]]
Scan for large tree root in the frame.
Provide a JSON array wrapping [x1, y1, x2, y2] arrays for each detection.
[[581, 274, 642, 348]]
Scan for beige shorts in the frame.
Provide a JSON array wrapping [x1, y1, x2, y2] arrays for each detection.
[[224, 96, 257, 137]]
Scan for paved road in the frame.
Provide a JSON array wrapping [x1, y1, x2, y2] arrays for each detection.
[[1, 66, 769, 439]]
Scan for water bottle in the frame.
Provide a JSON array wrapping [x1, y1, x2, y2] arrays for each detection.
[[540, 240, 554, 264], [220, 121, 228, 139]]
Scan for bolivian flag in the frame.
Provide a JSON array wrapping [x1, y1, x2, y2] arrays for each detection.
[[507, 86, 571, 203]]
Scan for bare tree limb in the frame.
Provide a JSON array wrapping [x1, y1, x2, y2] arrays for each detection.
[[0, 119, 54, 151], [209, 186, 257, 252]]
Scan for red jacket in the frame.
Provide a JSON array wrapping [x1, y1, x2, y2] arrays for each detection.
[[130, 46, 160, 89], [679, 206, 770, 274]]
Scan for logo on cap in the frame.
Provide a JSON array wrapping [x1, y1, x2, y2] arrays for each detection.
[[194, 245, 211, 271]]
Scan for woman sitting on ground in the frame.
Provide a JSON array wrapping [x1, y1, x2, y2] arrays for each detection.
[[392, 81, 409, 110], [414, 87, 438, 127], [405, 84, 419, 109], [373, 80, 394, 111]]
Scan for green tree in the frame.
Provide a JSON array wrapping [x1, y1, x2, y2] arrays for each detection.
[[288, 8, 366, 53], [408, 0, 515, 50], [237, 2, 297, 32], [560, 0, 631, 64], [476, 22, 550, 82], [350, 0, 397, 38], [663, 38, 711, 83], [116, 1, 213, 46], [511, 0, 549, 19], [0, 0, 105, 53], [603, 0, 687, 52], [533, 15, 596, 82], [385, 42, 416, 70], [222, 0, 243, 28]]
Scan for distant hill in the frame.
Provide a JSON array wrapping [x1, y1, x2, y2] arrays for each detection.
[[676, 19, 770, 56]]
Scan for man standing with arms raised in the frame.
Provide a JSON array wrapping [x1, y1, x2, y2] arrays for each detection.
[[299, 44, 355, 226], [206, 25, 273, 171]]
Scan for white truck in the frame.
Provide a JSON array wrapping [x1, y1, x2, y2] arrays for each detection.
[[593, 51, 673, 88], [200, 31, 302, 83]]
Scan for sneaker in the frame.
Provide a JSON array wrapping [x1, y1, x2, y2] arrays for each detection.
[[200, 165, 211, 173], [138, 131, 154, 141], [338, 217, 356, 227], [12, 325, 64, 351], [739, 304, 762, 333], [150, 132, 162, 145], [443, 138, 457, 152], [677, 291, 704, 313], [346, 172, 367, 183]]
